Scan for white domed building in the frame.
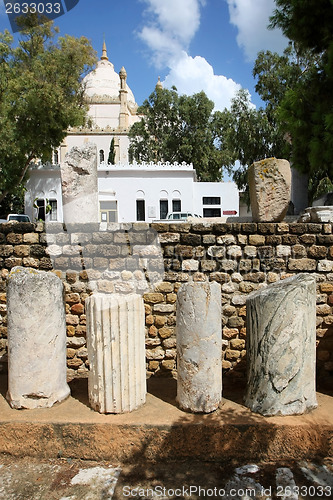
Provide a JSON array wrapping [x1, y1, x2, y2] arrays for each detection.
[[25, 44, 239, 223], [66, 41, 139, 164]]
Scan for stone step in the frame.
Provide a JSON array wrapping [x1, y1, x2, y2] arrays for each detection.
[[0, 377, 332, 463]]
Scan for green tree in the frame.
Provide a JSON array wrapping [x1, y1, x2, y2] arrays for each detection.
[[129, 86, 223, 181], [0, 16, 96, 207], [214, 36, 332, 202], [213, 88, 288, 192], [108, 138, 116, 164], [269, 0, 333, 199]]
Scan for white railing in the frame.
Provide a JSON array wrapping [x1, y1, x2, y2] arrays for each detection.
[[99, 161, 194, 170]]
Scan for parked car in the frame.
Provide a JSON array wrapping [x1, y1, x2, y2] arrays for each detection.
[[7, 214, 31, 222], [166, 212, 202, 221]]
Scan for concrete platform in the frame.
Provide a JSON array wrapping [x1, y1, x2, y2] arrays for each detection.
[[0, 375, 332, 464]]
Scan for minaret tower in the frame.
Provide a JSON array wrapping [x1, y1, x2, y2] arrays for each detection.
[[119, 66, 129, 128], [156, 76, 163, 90], [101, 39, 108, 61]]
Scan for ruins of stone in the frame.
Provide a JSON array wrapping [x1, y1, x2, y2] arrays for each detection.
[[176, 281, 222, 413], [60, 143, 99, 224], [245, 273, 317, 416], [299, 205, 333, 223], [248, 158, 291, 222], [6, 267, 70, 409], [86, 293, 146, 413]]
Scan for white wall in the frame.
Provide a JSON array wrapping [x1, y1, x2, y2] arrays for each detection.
[[99, 165, 196, 222], [25, 164, 240, 223], [87, 103, 120, 129], [193, 181, 239, 217], [25, 167, 63, 222]]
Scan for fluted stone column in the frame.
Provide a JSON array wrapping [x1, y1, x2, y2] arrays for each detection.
[[176, 282, 222, 413], [6, 267, 70, 409], [245, 273, 317, 416], [86, 293, 146, 413]]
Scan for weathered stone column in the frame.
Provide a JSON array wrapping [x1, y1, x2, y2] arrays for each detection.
[[6, 267, 70, 409], [248, 157, 291, 222], [86, 293, 146, 413], [61, 143, 98, 223], [245, 273, 317, 416], [176, 282, 222, 413]]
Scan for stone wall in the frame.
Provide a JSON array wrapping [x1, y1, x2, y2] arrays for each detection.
[[0, 220, 332, 385]]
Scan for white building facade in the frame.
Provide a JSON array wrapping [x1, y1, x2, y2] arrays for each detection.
[[25, 43, 239, 223], [25, 161, 239, 223]]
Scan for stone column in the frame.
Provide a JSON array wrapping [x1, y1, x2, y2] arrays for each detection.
[[245, 273, 317, 416], [6, 267, 70, 409], [248, 157, 291, 222], [86, 293, 146, 413], [61, 143, 99, 223], [176, 282, 222, 413]]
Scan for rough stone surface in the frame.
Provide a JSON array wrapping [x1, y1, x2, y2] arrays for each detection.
[[86, 293, 146, 413], [0, 222, 332, 383], [248, 158, 291, 222], [245, 273, 317, 416], [6, 267, 70, 409], [176, 281, 222, 412], [61, 144, 98, 223]]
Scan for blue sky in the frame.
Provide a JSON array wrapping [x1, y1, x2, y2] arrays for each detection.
[[0, 0, 288, 110]]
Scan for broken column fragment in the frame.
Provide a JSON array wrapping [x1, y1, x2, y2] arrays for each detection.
[[245, 273, 317, 416], [248, 157, 291, 222], [61, 143, 99, 223], [86, 293, 146, 413], [6, 267, 70, 409], [176, 281, 222, 413]]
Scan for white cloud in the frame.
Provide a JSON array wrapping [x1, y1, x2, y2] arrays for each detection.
[[139, 0, 242, 110], [164, 52, 241, 111], [141, 0, 202, 45], [139, 0, 203, 66], [139, 26, 182, 67], [226, 0, 287, 60]]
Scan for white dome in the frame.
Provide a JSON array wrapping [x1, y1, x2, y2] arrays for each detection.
[[83, 52, 136, 105]]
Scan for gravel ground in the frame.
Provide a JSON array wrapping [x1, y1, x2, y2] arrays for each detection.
[[0, 455, 332, 499]]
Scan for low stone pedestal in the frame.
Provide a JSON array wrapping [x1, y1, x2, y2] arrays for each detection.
[[245, 273, 317, 416], [176, 282, 222, 413], [6, 267, 70, 409], [86, 293, 146, 413]]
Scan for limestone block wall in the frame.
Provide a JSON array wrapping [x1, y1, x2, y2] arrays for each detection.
[[0, 220, 332, 384]]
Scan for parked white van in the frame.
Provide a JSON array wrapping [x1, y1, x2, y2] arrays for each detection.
[[7, 214, 31, 222], [166, 212, 202, 221]]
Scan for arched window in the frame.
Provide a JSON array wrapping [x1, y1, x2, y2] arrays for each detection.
[[172, 190, 181, 212], [49, 200, 58, 221], [136, 200, 145, 221], [159, 190, 169, 219], [136, 190, 145, 221], [99, 150, 105, 163], [53, 150, 59, 164]]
